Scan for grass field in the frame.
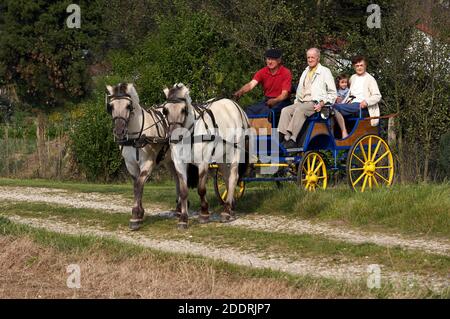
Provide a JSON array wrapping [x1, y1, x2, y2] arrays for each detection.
[[1, 178, 448, 237], [0, 178, 449, 298]]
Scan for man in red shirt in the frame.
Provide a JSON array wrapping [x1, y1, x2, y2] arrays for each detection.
[[233, 49, 292, 115]]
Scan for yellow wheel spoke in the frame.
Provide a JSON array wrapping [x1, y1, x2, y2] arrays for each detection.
[[311, 155, 317, 170], [368, 175, 373, 189], [361, 174, 369, 192], [375, 165, 393, 169], [371, 140, 382, 162], [352, 153, 365, 165], [304, 183, 309, 191], [318, 175, 327, 179], [372, 175, 379, 187], [368, 136, 372, 161], [375, 171, 390, 184], [307, 156, 311, 171], [350, 167, 365, 171], [352, 172, 366, 187], [359, 142, 368, 162], [313, 161, 323, 174], [374, 150, 390, 165], [302, 166, 308, 174]]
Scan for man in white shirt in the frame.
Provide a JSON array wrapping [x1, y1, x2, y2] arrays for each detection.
[[277, 48, 337, 149], [333, 55, 382, 137]]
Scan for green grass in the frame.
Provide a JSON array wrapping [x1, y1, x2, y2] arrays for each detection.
[[0, 178, 449, 237], [2, 201, 449, 278], [0, 215, 447, 298]]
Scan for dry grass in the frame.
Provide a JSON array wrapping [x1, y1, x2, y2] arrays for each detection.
[[0, 235, 345, 299]]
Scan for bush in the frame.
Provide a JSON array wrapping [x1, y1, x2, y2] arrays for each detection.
[[69, 93, 123, 181], [108, 10, 257, 105], [438, 131, 450, 179]]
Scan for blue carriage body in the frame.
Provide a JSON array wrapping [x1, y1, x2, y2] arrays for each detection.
[[243, 109, 380, 183]]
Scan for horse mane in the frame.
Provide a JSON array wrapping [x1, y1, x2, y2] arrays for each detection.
[[125, 84, 140, 107], [167, 83, 191, 104], [111, 83, 140, 107]]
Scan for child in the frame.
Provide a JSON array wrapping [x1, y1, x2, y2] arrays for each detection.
[[335, 74, 349, 103], [332, 74, 350, 139]]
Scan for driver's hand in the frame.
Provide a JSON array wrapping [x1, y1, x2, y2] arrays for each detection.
[[360, 100, 368, 109], [266, 98, 277, 107], [233, 91, 243, 100]]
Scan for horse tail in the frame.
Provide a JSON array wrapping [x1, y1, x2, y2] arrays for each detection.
[[238, 136, 249, 182], [187, 164, 199, 188]]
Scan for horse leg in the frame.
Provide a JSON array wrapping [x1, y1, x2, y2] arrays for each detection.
[[130, 159, 155, 231], [174, 162, 189, 229], [166, 159, 182, 216], [197, 163, 210, 223], [221, 162, 239, 223]]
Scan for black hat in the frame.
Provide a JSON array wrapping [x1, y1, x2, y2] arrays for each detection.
[[265, 48, 282, 59]]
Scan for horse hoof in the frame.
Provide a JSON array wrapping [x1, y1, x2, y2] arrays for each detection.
[[220, 213, 237, 223], [129, 220, 143, 231], [177, 222, 188, 230], [129, 219, 144, 231]]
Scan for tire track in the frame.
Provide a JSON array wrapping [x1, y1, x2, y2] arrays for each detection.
[[0, 186, 449, 256], [4, 214, 448, 292]]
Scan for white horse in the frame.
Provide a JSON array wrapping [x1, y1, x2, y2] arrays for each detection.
[[106, 83, 181, 230], [162, 83, 249, 229]]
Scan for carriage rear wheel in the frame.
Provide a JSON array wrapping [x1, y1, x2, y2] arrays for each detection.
[[347, 134, 394, 192], [213, 169, 246, 205], [298, 151, 328, 191]]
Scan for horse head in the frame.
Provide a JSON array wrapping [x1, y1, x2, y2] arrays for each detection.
[[105, 83, 140, 142], [162, 83, 193, 136]]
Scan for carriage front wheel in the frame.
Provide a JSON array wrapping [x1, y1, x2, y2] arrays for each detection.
[[298, 151, 328, 191], [347, 134, 394, 192], [213, 169, 246, 205]]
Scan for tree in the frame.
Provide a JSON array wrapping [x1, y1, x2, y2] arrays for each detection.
[[0, 0, 107, 108], [360, 0, 450, 182]]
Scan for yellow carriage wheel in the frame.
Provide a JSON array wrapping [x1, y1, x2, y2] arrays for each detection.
[[213, 169, 245, 205], [298, 151, 328, 191], [347, 134, 394, 192]]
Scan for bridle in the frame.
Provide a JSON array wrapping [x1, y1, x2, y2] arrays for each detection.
[[161, 97, 197, 144], [163, 97, 189, 128], [107, 92, 167, 145], [106, 93, 135, 139]]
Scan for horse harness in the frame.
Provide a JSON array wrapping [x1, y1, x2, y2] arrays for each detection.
[[106, 92, 170, 163], [165, 97, 248, 154]]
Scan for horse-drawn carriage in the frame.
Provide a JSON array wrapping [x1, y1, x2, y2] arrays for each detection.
[[212, 104, 395, 204], [106, 82, 395, 229]]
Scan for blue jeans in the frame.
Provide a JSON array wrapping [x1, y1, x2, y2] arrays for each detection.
[[333, 102, 369, 117], [245, 98, 291, 116]]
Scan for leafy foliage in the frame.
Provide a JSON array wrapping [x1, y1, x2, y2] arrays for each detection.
[[0, 0, 107, 107], [108, 10, 255, 104], [1, 0, 448, 182], [69, 93, 122, 181]]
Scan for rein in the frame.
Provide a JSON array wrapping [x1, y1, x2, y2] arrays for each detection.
[[107, 93, 170, 162], [165, 97, 247, 157]]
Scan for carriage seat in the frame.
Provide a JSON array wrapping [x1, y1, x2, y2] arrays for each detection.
[[248, 109, 279, 135]]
